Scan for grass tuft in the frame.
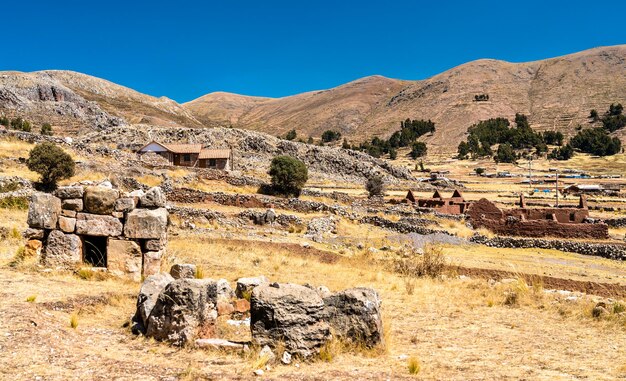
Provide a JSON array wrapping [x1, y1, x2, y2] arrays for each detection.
[[407, 355, 421, 375], [195, 265, 205, 279], [69, 313, 79, 329], [25, 295, 37, 302]]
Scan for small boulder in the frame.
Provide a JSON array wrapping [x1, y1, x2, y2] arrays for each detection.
[[23, 228, 44, 240], [140, 187, 166, 208], [170, 264, 197, 280], [146, 278, 218, 345], [115, 197, 136, 212], [61, 199, 83, 212], [236, 276, 269, 299], [233, 298, 251, 313], [24, 239, 43, 258], [217, 279, 234, 301]]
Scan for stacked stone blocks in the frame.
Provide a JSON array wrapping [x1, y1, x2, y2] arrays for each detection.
[[25, 184, 168, 281]]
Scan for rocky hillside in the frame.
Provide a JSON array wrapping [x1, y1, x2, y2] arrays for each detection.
[[1, 46, 625, 152], [0, 70, 203, 133], [184, 45, 626, 152]]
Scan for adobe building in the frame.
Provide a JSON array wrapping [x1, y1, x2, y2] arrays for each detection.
[[137, 141, 233, 170], [24, 184, 169, 281], [405, 189, 471, 214], [466, 194, 608, 239]]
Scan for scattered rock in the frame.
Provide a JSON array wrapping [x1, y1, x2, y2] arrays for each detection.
[[195, 338, 247, 351], [259, 345, 276, 363], [281, 351, 292, 365], [170, 264, 197, 280], [133, 273, 174, 332], [236, 276, 269, 299]]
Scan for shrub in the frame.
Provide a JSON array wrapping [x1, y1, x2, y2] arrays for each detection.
[[474, 167, 485, 175], [27, 142, 75, 191], [394, 245, 446, 278], [0, 196, 29, 210], [321, 130, 342, 142], [26, 295, 37, 302], [70, 313, 79, 328], [268, 155, 308, 197], [285, 129, 297, 141], [388, 147, 397, 160], [40, 123, 53, 136], [410, 141, 427, 159], [342, 138, 350, 149], [0, 115, 8, 127], [365, 175, 385, 198]]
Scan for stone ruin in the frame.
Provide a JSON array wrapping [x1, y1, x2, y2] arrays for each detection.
[[466, 195, 609, 239], [133, 268, 383, 359], [24, 184, 169, 281]]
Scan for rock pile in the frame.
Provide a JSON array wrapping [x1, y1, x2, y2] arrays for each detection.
[[133, 270, 384, 358], [25, 184, 169, 280]]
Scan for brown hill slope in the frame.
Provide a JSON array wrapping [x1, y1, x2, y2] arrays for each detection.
[[185, 45, 626, 153]]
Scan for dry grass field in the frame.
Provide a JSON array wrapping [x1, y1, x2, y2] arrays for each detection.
[[0, 134, 625, 380]]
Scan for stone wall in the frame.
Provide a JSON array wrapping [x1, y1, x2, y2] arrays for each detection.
[[470, 235, 626, 260], [25, 184, 169, 281]]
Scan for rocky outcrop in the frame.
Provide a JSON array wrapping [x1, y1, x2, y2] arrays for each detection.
[[250, 283, 331, 358]]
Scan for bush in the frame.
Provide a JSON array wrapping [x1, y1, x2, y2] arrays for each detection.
[[285, 129, 297, 141], [570, 128, 621, 156], [410, 141, 427, 159], [27, 142, 75, 191], [41, 123, 53, 136], [601, 103, 626, 132], [0, 115, 8, 127], [268, 155, 308, 197], [342, 138, 350, 149], [394, 245, 446, 278], [474, 167, 485, 175], [321, 130, 342, 142], [388, 147, 397, 160], [365, 175, 385, 198]]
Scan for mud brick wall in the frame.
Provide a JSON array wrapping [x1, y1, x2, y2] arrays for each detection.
[[467, 198, 609, 240], [24, 184, 169, 281]]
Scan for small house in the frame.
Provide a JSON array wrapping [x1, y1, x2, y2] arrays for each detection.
[[137, 141, 233, 170]]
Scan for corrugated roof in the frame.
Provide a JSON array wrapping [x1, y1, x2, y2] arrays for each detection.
[[162, 143, 202, 154], [199, 149, 231, 159]]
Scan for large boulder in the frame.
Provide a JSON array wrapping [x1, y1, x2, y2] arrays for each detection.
[[236, 275, 269, 298], [43, 230, 82, 267], [75, 213, 123, 236], [27, 193, 61, 229], [133, 273, 174, 332], [124, 208, 168, 239], [140, 187, 166, 208], [323, 287, 383, 347], [146, 278, 218, 345], [83, 186, 119, 214], [250, 283, 331, 358], [107, 239, 142, 281]]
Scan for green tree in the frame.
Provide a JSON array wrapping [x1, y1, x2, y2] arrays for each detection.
[[570, 128, 621, 156], [548, 144, 574, 160], [589, 109, 599, 121], [410, 141, 427, 159], [474, 167, 485, 175], [495, 143, 516, 163], [365, 175, 385, 198], [268, 155, 308, 197], [0, 116, 8, 127], [321, 130, 342, 142], [285, 129, 297, 141], [27, 142, 75, 191], [601, 103, 626, 132]]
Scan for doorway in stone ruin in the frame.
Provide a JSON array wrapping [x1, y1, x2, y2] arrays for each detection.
[[82, 236, 108, 267]]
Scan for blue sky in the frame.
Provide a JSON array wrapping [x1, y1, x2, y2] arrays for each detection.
[[3, 1, 626, 102]]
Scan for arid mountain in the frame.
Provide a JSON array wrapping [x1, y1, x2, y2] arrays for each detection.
[[184, 45, 626, 153], [1, 46, 625, 152]]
